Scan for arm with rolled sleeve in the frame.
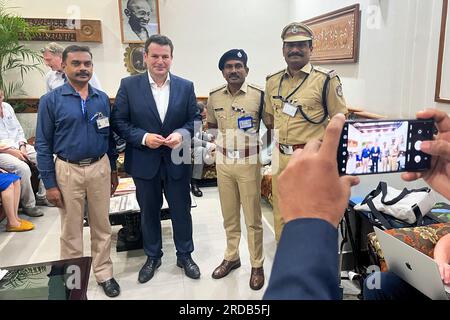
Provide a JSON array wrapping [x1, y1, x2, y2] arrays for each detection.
[[35, 95, 57, 189]]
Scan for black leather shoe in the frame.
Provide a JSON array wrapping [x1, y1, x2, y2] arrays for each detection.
[[191, 183, 203, 197], [177, 257, 201, 279], [98, 278, 120, 298], [138, 258, 161, 283]]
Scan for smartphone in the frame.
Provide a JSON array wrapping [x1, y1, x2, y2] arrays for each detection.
[[337, 119, 434, 175]]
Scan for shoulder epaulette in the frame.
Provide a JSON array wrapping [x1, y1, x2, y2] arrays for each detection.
[[209, 84, 227, 94], [266, 69, 285, 81], [313, 65, 337, 78], [248, 83, 264, 92]]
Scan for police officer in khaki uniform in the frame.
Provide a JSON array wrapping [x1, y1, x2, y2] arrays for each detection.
[[265, 22, 348, 241], [207, 49, 269, 290]]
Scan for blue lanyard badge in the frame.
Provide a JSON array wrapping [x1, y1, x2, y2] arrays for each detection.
[[238, 116, 253, 130], [81, 99, 87, 117]]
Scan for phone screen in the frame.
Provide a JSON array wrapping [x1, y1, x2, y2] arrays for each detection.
[[337, 119, 434, 175]]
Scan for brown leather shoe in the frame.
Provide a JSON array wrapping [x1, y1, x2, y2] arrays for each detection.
[[211, 259, 241, 279], [249, 267, 264, 290]]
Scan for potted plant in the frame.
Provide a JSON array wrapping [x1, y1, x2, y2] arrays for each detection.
[[0, 0, 43, 99]]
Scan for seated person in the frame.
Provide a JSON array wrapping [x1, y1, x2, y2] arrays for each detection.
[[0, 169, 34, 232], [191, 102, 215, 197], [364, 234, 450, 300], [364, 109, 450, 300], [0, 89, 50, 218]]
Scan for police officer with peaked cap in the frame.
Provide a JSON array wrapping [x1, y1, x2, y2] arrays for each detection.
[[207, 49, 271, 290], [264, 22, 348, 241]]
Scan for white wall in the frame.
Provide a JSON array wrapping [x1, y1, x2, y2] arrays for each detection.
[[289, 0, 450, 118], [8, 0, 288, 98]]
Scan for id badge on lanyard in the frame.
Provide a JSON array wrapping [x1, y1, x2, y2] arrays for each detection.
[[282, 102, 297, 117], [238, 116, 253, 130], [96, 114, 110, 129]]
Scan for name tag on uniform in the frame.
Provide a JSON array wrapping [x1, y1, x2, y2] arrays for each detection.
[[282, 102, 297, 117], [238, 116, 253, 130], [96, 117, 110, 129]]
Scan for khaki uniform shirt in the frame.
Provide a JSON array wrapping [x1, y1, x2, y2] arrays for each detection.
[[264, 63, 347, 145], [389, 143, 399, 157], [207, 82, 264, 149]]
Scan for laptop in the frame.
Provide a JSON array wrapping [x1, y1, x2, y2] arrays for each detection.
[[374, 227, 450, 300]]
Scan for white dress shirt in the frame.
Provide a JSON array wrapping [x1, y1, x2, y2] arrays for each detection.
[[45, 70, 103, 92], [141, 71, 171, 145], [0, 102, 27, 149]]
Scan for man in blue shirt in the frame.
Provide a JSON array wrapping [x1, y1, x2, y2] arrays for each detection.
[[36, 45, 121, 298], [361, 144, 372, 173]]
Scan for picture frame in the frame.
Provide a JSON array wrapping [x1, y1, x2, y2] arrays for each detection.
[[302, 4, 361, 64], [118, 0, 160, 44], [123, 44, 147, 75], [435, 0, 450, 104]]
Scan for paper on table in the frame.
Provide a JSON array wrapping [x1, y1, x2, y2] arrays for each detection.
[[109, 193, 140, 214]]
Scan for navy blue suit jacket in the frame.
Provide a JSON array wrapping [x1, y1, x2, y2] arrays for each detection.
[[111, 72, 200, 180], [263, 218, 341, 300]]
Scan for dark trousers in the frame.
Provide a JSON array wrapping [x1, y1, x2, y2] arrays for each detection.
[[371, 157, 379, 172], [133, 161, 194, 259]]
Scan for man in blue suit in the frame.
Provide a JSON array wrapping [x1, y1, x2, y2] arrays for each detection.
[[111, 34, 201, 283], [263, 114, 360, 299]]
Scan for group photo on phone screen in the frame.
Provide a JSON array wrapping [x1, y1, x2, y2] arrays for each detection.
[[345, 121, 408, 174]]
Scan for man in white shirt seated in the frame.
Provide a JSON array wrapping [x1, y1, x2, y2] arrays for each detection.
[[41, 42, 102, 92], [0, 90, 49, 217]]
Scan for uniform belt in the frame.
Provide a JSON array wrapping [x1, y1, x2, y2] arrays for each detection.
[[217, 146, 259, 159], [57, 154, 104, 166], [277, 142, 305, 155]]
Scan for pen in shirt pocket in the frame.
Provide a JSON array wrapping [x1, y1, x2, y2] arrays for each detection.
[[89, 112, 103, 123]]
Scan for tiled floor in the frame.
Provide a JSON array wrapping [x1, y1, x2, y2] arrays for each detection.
[[0, 186, 360, 300]]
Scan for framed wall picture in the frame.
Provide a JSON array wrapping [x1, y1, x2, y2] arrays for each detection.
[[435, 0, 450, 104], [119, 0, 160, 44], [124, 44, 147, 75], [302, 4, 361, 64]]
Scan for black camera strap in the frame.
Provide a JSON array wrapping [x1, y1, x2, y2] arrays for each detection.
[[273, 65, 329, 125]]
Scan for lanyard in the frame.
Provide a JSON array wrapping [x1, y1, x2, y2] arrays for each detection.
[[80, 99, 87, 117], [275, 65, 313, 102]]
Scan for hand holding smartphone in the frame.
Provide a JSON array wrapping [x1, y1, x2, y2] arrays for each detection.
[[337, 119, 434, 175]]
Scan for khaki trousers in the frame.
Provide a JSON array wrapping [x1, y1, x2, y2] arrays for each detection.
[[55, 155, 113, 283], [271, 147, 292, 242], [216, 155, 264, 268], [389, 156, 398, 171]]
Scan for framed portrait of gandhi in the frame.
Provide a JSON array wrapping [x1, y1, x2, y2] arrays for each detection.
[[119, 0, 160, 44]]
